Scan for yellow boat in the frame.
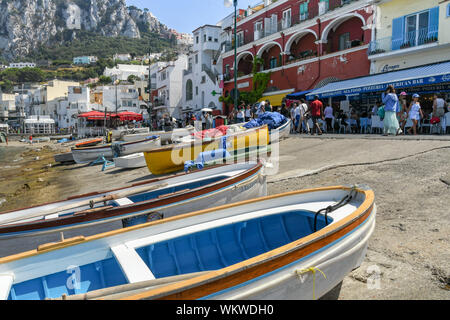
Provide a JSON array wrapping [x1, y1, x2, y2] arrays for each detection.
[[144, 125, 270, 175]]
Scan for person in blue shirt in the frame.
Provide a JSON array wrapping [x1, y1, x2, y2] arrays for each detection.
[[381, 85, 401, 136]]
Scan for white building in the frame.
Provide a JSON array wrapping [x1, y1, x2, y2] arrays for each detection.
[[56, 86, 91, 129], [29, 80, 80, 121], [152, 54, 188, 119], [104, 64, 150, 82], [113, 53, 132, 62], [92, 84, 143, 114], [9, 62, 36, 69], [181, 25, 222, 115], [0, 93, 17, 121]]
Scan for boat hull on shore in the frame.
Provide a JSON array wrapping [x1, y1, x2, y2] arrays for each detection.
[[143, 125, 270, 175], [122, 127, 195, 145], [0, 186, 375, 300], [270, 119, 292, 142], [71, 137, 161, 164], [114, 153, 146, 169], [0, 162, 266, 256]]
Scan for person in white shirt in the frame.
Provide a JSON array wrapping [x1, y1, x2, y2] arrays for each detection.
[[299, 99, 310, 134], [324, 104, 334, 133], [433, 94, 447, 118], [245, 105, 252, 121]]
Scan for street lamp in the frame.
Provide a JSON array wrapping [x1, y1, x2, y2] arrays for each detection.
[[147, 47, 153, 131], [225, 0, 239, 112]]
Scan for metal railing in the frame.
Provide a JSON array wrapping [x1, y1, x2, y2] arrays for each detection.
[[202, 64, 219, 85], [368, 26, 438, 56]]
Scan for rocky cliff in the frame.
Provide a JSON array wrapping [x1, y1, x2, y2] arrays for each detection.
[[0, 0, 171, 60]]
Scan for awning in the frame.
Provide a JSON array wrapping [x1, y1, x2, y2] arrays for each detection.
[[115, 112, 143, 121], [78, 111, 115, 120], [286, 90, 312, 100], [258, 89, 295, 106], [307, 61, 450, 99]]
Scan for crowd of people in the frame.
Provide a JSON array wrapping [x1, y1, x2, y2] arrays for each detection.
[[151, 86, 449, 136], [283, 86, 449, 136]]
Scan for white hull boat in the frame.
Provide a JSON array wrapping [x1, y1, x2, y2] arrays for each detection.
[[113, 127, 149, 139], [71, 136, 161, 164], [114, 153, 146, 169], [0, 162, 266, 257], [271, 119, 292, 142], [0, 185, 375, 300]]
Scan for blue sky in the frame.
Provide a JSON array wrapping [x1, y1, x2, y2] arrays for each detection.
[[127, 0, 257, 34]]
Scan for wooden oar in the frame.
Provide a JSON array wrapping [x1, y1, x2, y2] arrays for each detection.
[[49, 271, 211, 300], [0, 183, 169, 225]]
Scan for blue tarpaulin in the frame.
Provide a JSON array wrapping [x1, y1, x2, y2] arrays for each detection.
[[244, 112, 287, 130]]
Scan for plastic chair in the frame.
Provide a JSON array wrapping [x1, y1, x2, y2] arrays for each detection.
[[443, 113, 450, 134], [338, 120, 350, 134], [370, 116, 383, 134], [359, 117, 369, 134], [420, 117, 431, 134]]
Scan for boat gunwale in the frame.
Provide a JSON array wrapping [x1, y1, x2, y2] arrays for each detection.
[[71, 136, 161, 151], [118, 186, 375, 300], [0, 162, 264, 235], [0, 186, 371, 268], [0, 162, 240, 215], [143, 125, 269, 154]]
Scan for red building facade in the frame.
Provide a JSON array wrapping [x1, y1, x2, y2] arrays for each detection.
[[220, 0, 374, 113]]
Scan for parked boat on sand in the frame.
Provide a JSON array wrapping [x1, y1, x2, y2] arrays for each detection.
[[0, 185, 375, 300], [71, 136, 161, 164], [114, 153, 146, 169], [144, 125, 269, 175], [0, 162, 266, 256], [122, 126, 195, 145]]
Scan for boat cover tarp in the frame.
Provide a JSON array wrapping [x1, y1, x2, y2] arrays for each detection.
[[192, 125, 229, 139], [244, 112, 287, 130], [184, 136, 229, 172]]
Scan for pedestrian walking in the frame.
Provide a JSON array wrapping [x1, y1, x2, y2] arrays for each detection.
[[309, 96, 324, 135], [299, 99, 310, 134], [407, 94, 423, 135], [280, 103, 290, 118], [381, 85, 401, 136], [236, 107, 245, 124], [398, 92, 408, 134], [245, 105, 252, 122], [433, 94, 447, 118], [324, 104, 334, 133]]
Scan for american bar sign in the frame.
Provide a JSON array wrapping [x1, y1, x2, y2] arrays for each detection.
[[312, 73, 450, 99]]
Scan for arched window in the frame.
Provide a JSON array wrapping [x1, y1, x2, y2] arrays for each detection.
[[186, 79, 193, 101]]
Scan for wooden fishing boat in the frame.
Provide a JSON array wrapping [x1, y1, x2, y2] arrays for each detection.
[[0, 162, 266, 257], [0, 186, 375, 301], [113, 127, 149, 139], [75, 138, 103, 148], [54, 152, 74, 164], [144, 125, 270, 175], [71, 136, 161, 164], [114, 153, 146, 169], [123, 126, 195, 145]]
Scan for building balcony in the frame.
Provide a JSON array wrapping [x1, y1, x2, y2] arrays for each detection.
[[368, 26, 439, 57], [224, 0, 360, 53]]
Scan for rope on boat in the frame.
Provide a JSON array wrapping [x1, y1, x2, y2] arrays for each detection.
[[313, 186, 358, 232], [295, 267, 327, 300]]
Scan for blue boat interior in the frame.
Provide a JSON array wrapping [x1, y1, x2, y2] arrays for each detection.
[[119, 175, 229, 204], [35, 175, 231, 221], [8, 210, 332, 300]]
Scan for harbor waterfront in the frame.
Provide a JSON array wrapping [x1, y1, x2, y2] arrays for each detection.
[[0, 134, 449, 299]]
